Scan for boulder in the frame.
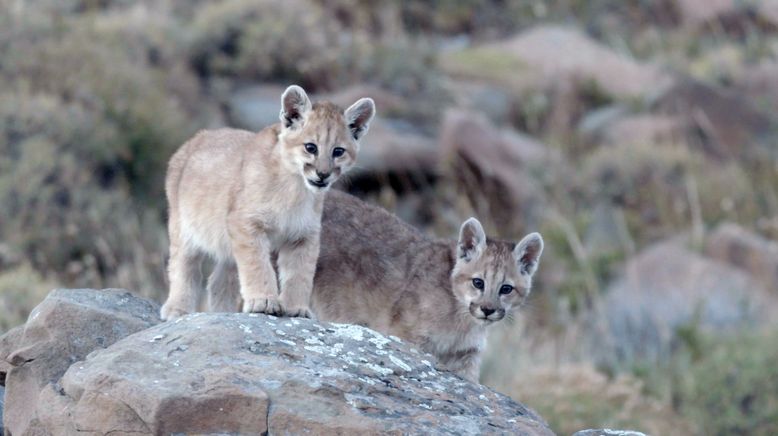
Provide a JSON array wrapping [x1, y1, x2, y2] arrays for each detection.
[[652, 78, 773, 159], [0, 386, 4, 435], [439, 109, 561, 231], [705, 223, 778, 292], [601, 239, 775, 367], [349, 119, 438, 176], [4, 289, 553, 435], [227, 84, 287, 131], [442, 25, 670, 101], [1, 289, 161, 435]]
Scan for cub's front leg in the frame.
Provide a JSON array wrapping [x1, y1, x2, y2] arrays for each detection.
[[276, 232, 320, 318], [439, 350, 482, 383], [228, 216, 282, 315]]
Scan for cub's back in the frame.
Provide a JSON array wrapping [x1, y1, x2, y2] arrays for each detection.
[[165, 128, 257, 208], [313, 191, 435, 327]]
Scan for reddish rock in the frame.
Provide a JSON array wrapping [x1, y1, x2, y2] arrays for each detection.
[[439, 109, 561, 230]]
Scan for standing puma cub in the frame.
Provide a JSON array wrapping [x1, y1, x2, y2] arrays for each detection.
[[312, 192, 543, 381], [160, 86, 375, 320]]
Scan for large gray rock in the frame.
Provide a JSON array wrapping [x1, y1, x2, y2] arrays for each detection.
[[601, 239, 775, 366], [227, 84, 287, 131], [1, 289, 161, 435], [4, 289, 553, 435]]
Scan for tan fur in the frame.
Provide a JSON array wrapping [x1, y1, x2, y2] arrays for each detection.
[[160, 86, 375, 320], [211, 191, 543, 381], [310, 192, 543, 381]]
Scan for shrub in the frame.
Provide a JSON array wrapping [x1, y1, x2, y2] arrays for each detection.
[[674, 330, 778, 436], [188, 0, 360, 90]]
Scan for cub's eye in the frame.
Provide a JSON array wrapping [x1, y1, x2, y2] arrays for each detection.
[[304, 143, 318, 155], [499, 284, 514, 295], [472, 278, 484, 290], [332, 147, 346, 158]]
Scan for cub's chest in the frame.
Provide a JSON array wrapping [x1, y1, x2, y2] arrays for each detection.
[[267, 195, 322, 247]]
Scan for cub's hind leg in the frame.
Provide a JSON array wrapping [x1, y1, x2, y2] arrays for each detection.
[[207, 259, 241, 313], [160, 210, 204, 320], [160, 242, 204, 320]]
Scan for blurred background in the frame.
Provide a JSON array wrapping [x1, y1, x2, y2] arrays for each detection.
[[2, 0, 778, 434]]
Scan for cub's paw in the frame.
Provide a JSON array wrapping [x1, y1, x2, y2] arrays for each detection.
[[160, 303, 190, 321], [242, 297, 283, 315], [278, 305, 314, 319]]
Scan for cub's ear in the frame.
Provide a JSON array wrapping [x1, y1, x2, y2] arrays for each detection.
[[514, 232, 543, 276], [457, 217, 486, 262], [280, 85, 312, 128], [344, 97, 375, 140]]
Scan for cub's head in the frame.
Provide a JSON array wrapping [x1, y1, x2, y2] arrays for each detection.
[[277, 85, 375, 192], [451, 218, 543, 324]]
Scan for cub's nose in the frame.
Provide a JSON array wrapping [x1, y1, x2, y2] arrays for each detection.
[[481, 307, 496, 317], [316, 171, 331, 181]]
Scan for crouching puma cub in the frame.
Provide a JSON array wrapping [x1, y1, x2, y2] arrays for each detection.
[[312, 192, 543, 381], [160, 86, 375, 320]]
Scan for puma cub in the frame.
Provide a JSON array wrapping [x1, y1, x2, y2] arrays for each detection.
[[160, 86, 375, 320], [312, 192, 543, 381]]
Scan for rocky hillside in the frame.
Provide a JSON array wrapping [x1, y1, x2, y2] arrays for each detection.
[[1, 289, 558, 435], [3, 0, 778, 433]]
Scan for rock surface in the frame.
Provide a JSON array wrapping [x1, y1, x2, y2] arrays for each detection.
[[1, 289, 161, 435], [601, 239, 775, 366], [2, 289, 553, 435], [228, 84, 287, 132]]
